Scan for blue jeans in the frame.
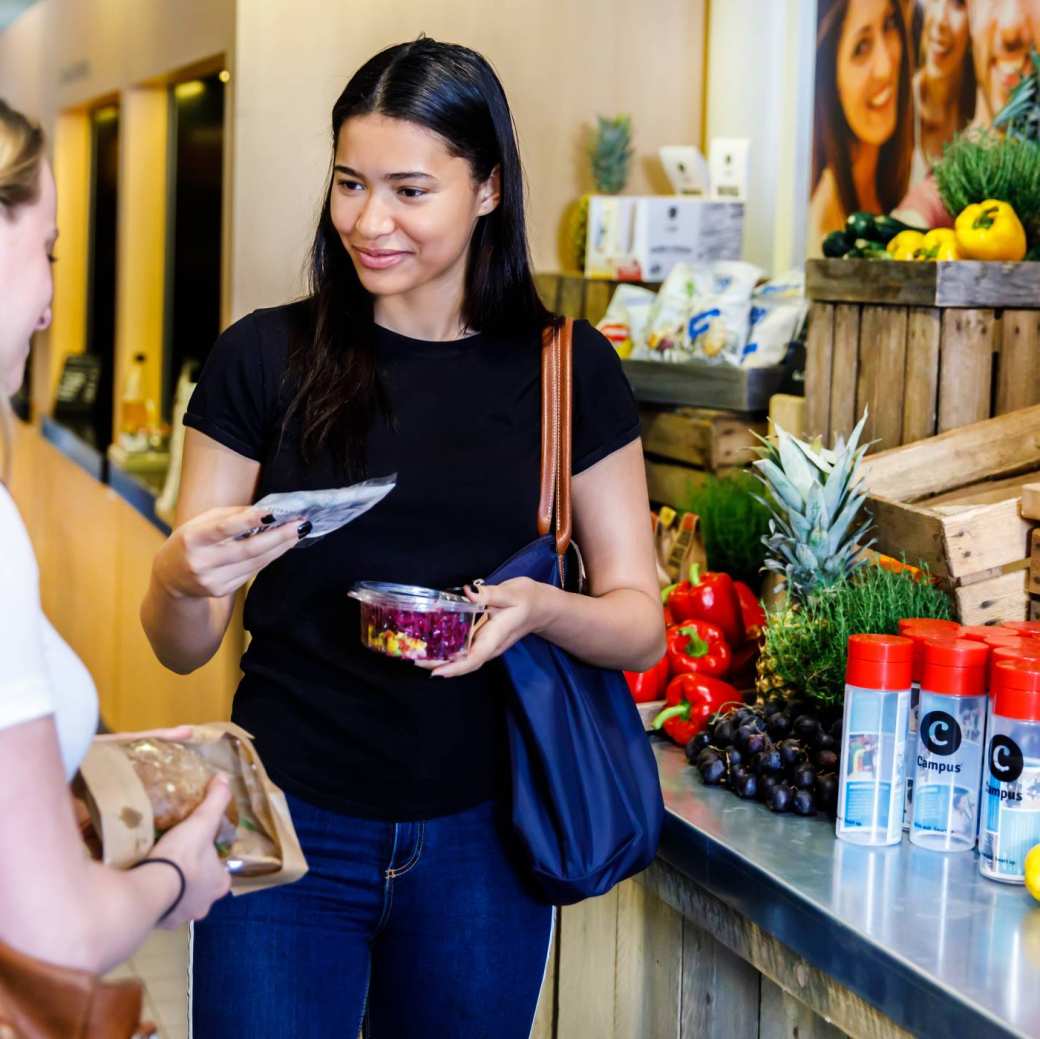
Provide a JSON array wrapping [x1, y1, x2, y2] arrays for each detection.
[[189, 792, 554, 1038]]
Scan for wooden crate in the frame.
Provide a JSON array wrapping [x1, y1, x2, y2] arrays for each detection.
[[859, 406, 1040, 624], [641, 405, 766, 509], [805, 258, 1040, 453], [535, 271, 651, 326]]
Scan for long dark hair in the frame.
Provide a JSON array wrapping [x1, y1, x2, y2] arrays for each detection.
[[812, 0, 914, 218], [917, 6, 976, 136], [284, 38, 550, 476]]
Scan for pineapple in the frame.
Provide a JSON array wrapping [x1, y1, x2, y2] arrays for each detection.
[[751, 413, 874, 700], [568, 115, 634, 270]]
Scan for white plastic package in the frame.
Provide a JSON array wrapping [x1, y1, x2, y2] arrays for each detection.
[[595, 284, 656, 358], [236, 474, 397, 547]]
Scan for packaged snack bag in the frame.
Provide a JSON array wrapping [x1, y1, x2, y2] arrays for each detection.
[[75, 722, 308, 895]]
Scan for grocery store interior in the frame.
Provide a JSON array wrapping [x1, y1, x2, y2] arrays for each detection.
[[4, 0, 1040, 1036]]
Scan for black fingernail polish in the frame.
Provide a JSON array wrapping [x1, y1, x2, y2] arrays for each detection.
[[297, 520, 313, 538], [261, 514, 275, 525]]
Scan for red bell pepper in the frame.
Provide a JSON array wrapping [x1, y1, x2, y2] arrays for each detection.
[[624, 655, 670, 703], [666, 621, 731, 678], [652, 673, 739, 746], [733, 581, 766, 641], [663, 565, 745, 646]]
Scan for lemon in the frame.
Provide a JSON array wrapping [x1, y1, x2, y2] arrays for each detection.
[[1024, 845, 1040, 902]]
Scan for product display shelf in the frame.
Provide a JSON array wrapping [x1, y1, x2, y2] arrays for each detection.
[[536, 741, 1036, 1039], [859, 405, 1040, 624], [534, 270, 805, 413], [804, 258, 1040, 453]]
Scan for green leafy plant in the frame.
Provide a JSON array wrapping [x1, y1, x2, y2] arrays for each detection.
[[682, 471, 772, 586], [934, 130, 1040, 244], [589, 115, 633, 195], [994, 49, 1040, 142], [762, 562, 954, 707]]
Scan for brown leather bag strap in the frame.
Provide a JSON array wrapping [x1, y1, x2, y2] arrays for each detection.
[[555, 317, 574, 557], [536, 322, 558, 540], [535, 318, 574, 560]]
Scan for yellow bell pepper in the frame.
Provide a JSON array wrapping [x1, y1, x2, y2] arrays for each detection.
[[887, 230, 926, 260], [917, 228, 961, 261], [1026, 844, 1040, 902], [954, 200, 1027, 261]]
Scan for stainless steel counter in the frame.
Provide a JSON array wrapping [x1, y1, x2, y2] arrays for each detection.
[[654, 739, 1040, 1039]]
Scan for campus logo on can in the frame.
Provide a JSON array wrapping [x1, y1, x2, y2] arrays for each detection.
[[989, 735, 1024, 784], [920, 711, 961, 757]]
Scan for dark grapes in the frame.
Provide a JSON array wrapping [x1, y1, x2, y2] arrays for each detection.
[[792, 788, 817, 816], [815, 732, 837, 752], [779, 739, 805, 769], [685, 732, 712, 762], [700, 757, 726, 785], [815, 773, 838, 813], [793, 715, 821, 741], [714, 718, 739, 747], [736, 773, 758, 800], [744, 732, 767, 756], [792, 765, 817, 790], [753, 747, 783, 775], [768, 713, 791, 739], [768, 784, 792, 812], [815, 750, 839, 772]]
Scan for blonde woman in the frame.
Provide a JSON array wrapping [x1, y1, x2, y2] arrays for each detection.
[[0, 98, 231, 977], [912, 0, 975, 180]]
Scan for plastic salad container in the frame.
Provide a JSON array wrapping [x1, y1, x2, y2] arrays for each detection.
[[348, 582, 485, 663]]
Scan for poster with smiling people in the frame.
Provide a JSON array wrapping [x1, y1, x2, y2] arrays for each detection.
[[809, 0, 1040, 254]]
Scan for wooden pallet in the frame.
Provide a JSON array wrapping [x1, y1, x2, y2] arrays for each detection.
[[859, 406, 1040, 624], [641, 405, 766, 509], [805, 259, 1040, 453]]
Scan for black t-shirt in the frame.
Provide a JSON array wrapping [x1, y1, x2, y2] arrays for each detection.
[[184, 302, 640, 820]]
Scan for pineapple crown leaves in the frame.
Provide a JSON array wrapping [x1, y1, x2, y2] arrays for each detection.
[[588, 114, 634, 195], [750, 412, 876, 602]]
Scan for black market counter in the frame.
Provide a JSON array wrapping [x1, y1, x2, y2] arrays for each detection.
[[536, 742, 1040, 1039]]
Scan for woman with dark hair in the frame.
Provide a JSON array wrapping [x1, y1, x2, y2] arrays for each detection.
[[809, 0, 915, 253], [912, 0, 976, 180], [141, 38, 662, 1036]]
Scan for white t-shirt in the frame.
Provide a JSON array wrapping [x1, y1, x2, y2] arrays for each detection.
[[0, 486, 98, 778]]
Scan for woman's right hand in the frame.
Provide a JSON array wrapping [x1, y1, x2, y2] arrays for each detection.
[[149, 775, 234, 928], [153, 506, 302, 600]]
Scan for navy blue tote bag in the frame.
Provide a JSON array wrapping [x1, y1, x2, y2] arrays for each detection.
[[484, 317, 664, 905]]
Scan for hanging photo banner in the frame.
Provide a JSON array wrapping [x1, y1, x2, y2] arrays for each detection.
[[808, 0, 1040, 255]]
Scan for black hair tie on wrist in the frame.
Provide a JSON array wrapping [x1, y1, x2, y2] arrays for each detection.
[[129, 857, 187, 923]]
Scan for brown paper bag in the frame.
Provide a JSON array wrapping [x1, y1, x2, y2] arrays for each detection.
[[76, 722, 308, 896]]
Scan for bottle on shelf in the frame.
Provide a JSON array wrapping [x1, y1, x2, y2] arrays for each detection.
[[909, 638, 988, 853], [836, 634, 913, 847], [120, 352, 151, 436], [980, 658, 1040, 883]]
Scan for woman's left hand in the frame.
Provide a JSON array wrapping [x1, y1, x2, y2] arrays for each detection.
[[415, 578, 551, 679]]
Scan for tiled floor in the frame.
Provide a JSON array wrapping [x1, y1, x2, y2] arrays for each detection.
[[105, 926, 189, 1039]]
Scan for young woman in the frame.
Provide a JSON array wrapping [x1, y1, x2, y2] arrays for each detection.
[[0, 99, 231, 978], [809, 0, 914, 253], [141, 38, 663, 1037], [912, 0, 975, 179]]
